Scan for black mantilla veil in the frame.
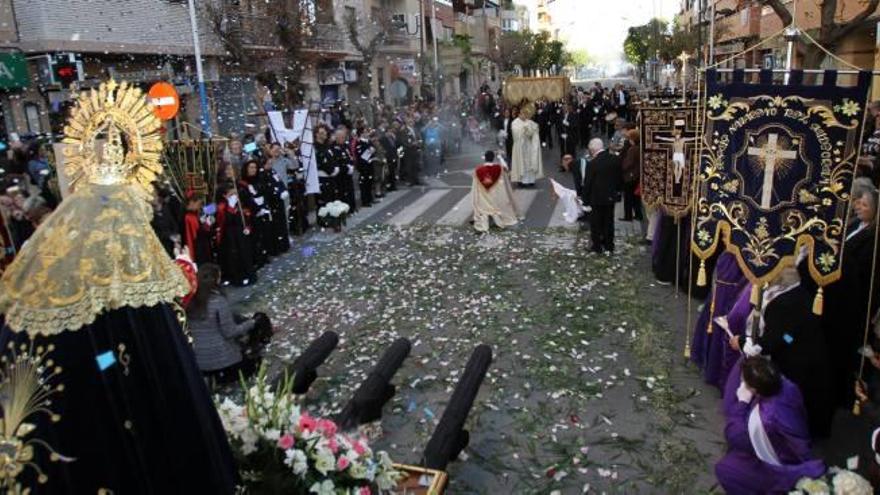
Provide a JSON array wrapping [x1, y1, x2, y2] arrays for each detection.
[[0, 80, 236, 493]]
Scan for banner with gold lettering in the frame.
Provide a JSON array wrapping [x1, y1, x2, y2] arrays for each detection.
[[639, 106, 699, 218], [692, 69, 871, 293]]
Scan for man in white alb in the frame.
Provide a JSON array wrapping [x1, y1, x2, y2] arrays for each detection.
[[510, 104, 544, 188]]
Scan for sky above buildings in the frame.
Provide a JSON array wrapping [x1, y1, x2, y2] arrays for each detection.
[[518, 0, 682, 63]]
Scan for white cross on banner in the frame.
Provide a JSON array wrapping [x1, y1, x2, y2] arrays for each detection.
[[747, 133, 797, 208]]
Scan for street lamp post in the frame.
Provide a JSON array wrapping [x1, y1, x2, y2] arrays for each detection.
[[430, 0, 441, 102], [186, 0, 212, 135]]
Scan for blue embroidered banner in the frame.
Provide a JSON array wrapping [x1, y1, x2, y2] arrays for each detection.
[[692, 69, 871, 287]]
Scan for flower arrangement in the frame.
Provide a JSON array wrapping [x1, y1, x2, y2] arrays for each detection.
[[789, 468, 873, 495], [216, 367, 402, 494], [318, 201, 350, 231]]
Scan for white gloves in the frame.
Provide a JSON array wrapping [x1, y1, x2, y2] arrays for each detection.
[[736, 382, 754, 403], [347, 165, 354, 175], [253, 196, 265, 206], [280, 191, 290, 200], [331, 167, 340, 177]]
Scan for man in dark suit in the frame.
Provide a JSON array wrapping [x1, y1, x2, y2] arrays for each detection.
[[583, 138, 621, 253], [558, 104, 578, 159]]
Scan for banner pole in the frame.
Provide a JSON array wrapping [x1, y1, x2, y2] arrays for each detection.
[[675, 218, 681, 299]]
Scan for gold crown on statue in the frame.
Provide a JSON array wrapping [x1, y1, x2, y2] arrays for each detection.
[[62, 79, 164, 197]]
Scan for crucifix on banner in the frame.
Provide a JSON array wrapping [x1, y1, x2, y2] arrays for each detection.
[[653, 118, 699, 202], [746, 133, 798, 209]]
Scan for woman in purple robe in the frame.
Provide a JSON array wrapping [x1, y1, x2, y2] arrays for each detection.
[[691, 252, 748, 389], [715, 357, 826, 494], [716, 285, 752, 398]]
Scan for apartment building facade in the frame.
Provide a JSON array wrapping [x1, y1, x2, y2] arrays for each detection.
[[681, 0, 880, 95], [0, 0, 507, 139]]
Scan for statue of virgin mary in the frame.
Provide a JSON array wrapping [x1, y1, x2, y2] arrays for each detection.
[[0, 80, 236, 493]]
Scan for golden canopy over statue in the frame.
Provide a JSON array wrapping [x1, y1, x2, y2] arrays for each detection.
[[0, 80, 187, 336]]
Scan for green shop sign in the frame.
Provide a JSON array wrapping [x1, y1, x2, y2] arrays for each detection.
[[0, 53, 28, 90]]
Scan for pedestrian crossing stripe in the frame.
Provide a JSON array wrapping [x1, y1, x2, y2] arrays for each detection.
[[387, 189, 452, 226]]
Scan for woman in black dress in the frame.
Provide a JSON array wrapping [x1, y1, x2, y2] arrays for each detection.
[[259, 160, 291, 256], [216, 182, 256, 286], [240, 160, 270, 267]]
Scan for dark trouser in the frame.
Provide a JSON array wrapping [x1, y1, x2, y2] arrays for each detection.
[[288, 181, 309, 235], [336, 173, 357, 213], [622, 181, 643, 220], [590, 204, 615, 253], [319, 176, 338, 207], [358, 162, 374, 206], [387, 157, 399, 190]]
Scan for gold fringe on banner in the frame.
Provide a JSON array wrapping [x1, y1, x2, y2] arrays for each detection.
[[812, 287, 824, 315]]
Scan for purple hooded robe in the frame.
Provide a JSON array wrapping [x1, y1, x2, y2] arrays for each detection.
[[691, 252, 748, 388], [715, 360, 826, 494]]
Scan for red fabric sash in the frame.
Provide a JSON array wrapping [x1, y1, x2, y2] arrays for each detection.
[[476, 164, 502, 189]]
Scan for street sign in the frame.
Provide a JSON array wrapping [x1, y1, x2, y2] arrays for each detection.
[[148, 81, 180, 120], [0, 53, 29, 90]]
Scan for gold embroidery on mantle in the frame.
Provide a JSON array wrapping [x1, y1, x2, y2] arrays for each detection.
[[0, 342, 72, 489], [0, 80, 188, 336]]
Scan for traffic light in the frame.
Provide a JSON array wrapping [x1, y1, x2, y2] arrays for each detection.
[[53, 62, 78, 88]]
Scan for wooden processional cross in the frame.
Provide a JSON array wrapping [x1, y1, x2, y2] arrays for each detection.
[[746, 133, 797, 208]]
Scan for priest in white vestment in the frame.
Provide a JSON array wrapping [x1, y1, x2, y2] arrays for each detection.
[[510, 105, 543, 187], [472, 151, 520, 232]]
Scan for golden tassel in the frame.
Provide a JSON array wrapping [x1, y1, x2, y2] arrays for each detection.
[[853, 400, 862, 416], [750, 284, 761, 306], [697, 260, 707, 287], [683, 343, 691, 359], [812, 287, 824, 316]]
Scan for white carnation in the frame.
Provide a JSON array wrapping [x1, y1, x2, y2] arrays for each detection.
[[832, 470, 872, 495], [309, 480, 336, 495], [313, 448, 336, 475], [285, 449, 309, 476], [795, 477, 830, 495]]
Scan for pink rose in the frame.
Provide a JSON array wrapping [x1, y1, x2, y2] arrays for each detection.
[[316, 419, 338, 437], [277, 434, 295, 450], [351, 439, 367, 456], [299, 413, 317, 433], [358, 486, 371, 495], [327, 437, 339, 454], [337, 456, 351, 471]]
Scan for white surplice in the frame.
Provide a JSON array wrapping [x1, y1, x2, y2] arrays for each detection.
[[510, 117, 543, 184]]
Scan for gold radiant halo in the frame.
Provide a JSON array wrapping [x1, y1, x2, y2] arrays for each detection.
[[61, 79, 164, 198]]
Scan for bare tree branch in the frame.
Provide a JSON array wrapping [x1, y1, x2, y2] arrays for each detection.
[[345, 7, 392, 96], [761, 0, 793, 27], [826, 0, 880, 46], [202, 0, 246, 63]]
